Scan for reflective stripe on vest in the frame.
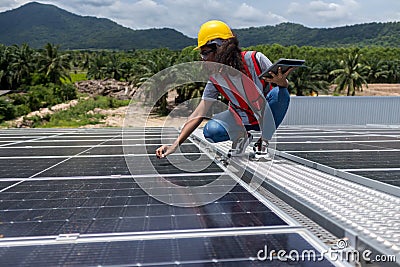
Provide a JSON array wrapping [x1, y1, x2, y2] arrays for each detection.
[[210, 51, 266, 126], [242, 51, 267, 91], [209, 75, 258, 125]]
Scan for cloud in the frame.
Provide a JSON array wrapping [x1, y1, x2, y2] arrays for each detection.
[[87, 0, 287, 37], [0, 0, 26, 9], [288, 0, 360, 26], [0, 0, 361, 36], [77, 0, 115, 7], [2, 0, 397, 38], [59, 0, 268, 37], [50, 0, 115, 8], [232, 3, 287, 27], [114, 0, 168, 24]]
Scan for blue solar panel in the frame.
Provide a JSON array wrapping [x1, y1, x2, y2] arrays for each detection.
[[276, 126, 400, 188], [0, 128, 336, 266]]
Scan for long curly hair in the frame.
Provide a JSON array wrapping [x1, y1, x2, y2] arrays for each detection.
[[214, 35, 245, 74]]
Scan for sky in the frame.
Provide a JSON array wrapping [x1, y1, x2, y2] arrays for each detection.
[[0, 0, 399, 37]]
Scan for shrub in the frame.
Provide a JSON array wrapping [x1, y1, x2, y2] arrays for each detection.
[[0, 98, 15, 122], [34, 95, 129, 128], [27, 85, 54, 110], [23, 83, 77, 110], [53, 84, 77, 102], [14, 105, 31, 117]]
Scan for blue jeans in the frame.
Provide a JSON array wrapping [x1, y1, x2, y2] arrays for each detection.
[[203, 86, 290, 142]]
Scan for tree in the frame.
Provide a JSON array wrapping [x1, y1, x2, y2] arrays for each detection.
[[0, 98, 15, 122], [37, 43, 71, 85], [330, 49, 370, 96], [289, 62, 330, 96], [136, 49, 178, 115], [0, 45, 15, 90], [173, 46, 205, 105], [385, 60, 400, 83], [87, 53, 108, 80], [365, 59, 391, 83], [104, 53, 125, 81], [9, 44, 36, 88]]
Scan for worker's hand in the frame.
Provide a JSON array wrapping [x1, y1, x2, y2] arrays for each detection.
[[155, 144, 177, 158], [263, 66, 294, 88]]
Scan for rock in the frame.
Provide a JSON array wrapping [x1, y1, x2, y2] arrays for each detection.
[[7, 98, 82, 128], [75, 79, 136, 100]]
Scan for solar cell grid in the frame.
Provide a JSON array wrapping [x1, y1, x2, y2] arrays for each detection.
[[0, 128, 337, 266], [0, 137, 43, 142], [0, 147, 89, 157], [0, 233, 334, 266], [4, 140, 112, 147], [276, 142, 395, 151], [0, 175, 290, 238], [313, 135, 399, 141], [277, 125, 400, 190], [292, 151, 400, 169], [81, 143, 201, 155], [0, 158, 64, 179], [0, 181, 16, 190], [349, 171, 400, 186]]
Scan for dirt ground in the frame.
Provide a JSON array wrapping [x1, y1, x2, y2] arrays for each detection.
[[357, 83, 400, 96], [85, 105, 189, 129], [328, 83, 400, 96]]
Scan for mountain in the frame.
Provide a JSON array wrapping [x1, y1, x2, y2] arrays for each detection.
[[0, 2, 399, 50], [0, 2, 194, 50], [234, 22, 400, 47]]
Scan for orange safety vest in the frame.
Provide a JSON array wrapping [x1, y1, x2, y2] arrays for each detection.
[[210, 51, 268, 126]]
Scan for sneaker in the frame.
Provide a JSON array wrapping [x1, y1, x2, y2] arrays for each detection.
[[253, 138, 269, 154], [228, 133, 253, 157]]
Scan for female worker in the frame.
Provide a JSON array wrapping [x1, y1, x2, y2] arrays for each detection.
[[156, 20, 291, 159]]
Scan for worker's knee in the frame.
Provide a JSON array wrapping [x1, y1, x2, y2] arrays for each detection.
[[203, 120, 230, 143]]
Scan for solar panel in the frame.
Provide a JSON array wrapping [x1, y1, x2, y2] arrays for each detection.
[[348, 171, 400, 187], [275, 125, 400, 189], [0, 158, 63, 178], [0, 233, 334, 266], [0, 128, 337, 266]]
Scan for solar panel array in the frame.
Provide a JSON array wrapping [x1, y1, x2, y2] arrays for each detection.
[[0, 128, 336, 266], [274, 125, 400, 189]]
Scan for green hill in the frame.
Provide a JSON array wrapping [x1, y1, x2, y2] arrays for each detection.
[[0, 2, 399, 50], [235, 22, 400, 47], [0, 2, 194, 50]]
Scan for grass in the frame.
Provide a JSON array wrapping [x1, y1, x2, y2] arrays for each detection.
[[28, 95, 130, 128], [61, 72, 88, 84]]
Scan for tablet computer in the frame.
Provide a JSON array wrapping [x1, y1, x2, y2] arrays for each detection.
[[258, 58, 306, 78]]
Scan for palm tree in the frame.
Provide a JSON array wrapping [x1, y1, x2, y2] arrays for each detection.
[[289, 62, 329, 96], [365, 59, 390, 83], [173, 46, 205, 104], [38, 43, 71, 85], [81, 52, 91, 71], [87, 53, 108, 80], [386, 60, 400, 83], [9, 44, 36, 88], [0, 45, 12, 90], [330, 49, 370, 96], [104, 54, 125, 81], [137, 49, 178, 115]]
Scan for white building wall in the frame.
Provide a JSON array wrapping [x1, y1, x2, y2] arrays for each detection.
[[282, 96, 400, 125]]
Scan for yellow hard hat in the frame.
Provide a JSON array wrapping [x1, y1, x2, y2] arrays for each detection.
[[194, 20, 234, 50]]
